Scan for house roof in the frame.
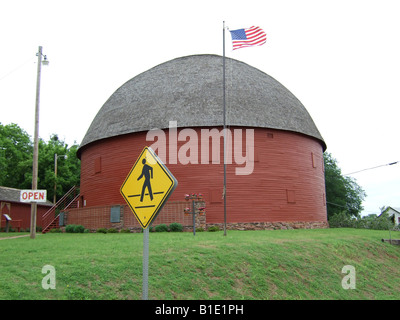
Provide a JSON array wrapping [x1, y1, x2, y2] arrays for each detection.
[[386, 207, 400, 214], [78, 54, 326, 157], [0, 186, 53, 206]]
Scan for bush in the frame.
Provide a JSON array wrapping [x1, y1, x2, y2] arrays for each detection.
[[328, 211, 395, 230], [328, 211, 353, 228], [96, 228, 107, 234], [65, 224, 85, 233], [155, 224, 168, 232], [65, 224, 75, 233], [120, 228, 131, 233], [169, 223, 183, 232], [107, 228, 118, 233], [74, 225, 85, 233], [207, 225, 220, 232]]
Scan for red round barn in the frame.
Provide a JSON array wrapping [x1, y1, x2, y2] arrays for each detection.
[[76, 55, 328, 230]]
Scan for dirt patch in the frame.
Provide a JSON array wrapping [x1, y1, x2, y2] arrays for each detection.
[[0, 234, 30, 240]]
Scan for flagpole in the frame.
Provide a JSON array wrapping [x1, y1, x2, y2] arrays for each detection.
[[223, 21, 227, 236]]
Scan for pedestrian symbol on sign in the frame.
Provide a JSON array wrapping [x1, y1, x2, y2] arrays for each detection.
[[138, 159, 153, 202]]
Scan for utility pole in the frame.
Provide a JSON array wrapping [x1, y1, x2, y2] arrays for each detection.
[[30, 46, 48, 239], [222, 21, 227, 236]]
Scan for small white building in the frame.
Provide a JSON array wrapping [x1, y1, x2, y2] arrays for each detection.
[[381, 207, 400, 226]]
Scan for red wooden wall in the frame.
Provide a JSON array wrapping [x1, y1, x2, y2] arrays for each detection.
[[0, 201, 50, 230], [78, 127, 327, 225]]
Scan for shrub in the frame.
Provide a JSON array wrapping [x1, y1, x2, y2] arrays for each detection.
[[207, 225, 220, 232], [328, 211, 353, 228], [155, 224, 168, 232], [65, 224, 75, 233], [74, 225, 85, 233], [65, 224, 86, 233], [328, 211, 395, 230], [120, 228, 131, 233], [96, 228, 107, 234], [196, 227, 204, 232], [169, 223, 183, 232], [107, 228, 118, 233]]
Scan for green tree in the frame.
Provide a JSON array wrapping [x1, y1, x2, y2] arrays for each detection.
[[37, 134, 80, 202], [324, 152, 366, 218], [0, 123, 33, 188], [0, 123, 80, 203]]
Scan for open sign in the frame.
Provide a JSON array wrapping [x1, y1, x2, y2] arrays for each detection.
[[20, 190, 47, 203]]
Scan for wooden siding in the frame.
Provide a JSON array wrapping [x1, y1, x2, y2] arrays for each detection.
[[0, 201, 49, 230], [79, 127, 327, 224]]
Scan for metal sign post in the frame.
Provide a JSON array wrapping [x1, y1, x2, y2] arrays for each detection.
[[192, 199, 196, 237], [142, 227, 149, 300]]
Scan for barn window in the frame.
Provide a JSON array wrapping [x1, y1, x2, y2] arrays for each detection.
[[253, 144, 259, 162], [311, 152, 317, 168], [210, 189, 222, 203], [286, 190, 296, 203], [94, 156, 102, 174], [110, 206, 121, 223], [267, 132, 274, 139]]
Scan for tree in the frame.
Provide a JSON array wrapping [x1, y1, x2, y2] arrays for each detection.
[[0, 123, 80, 202], [37, 134, 80, 202], [324, 152, 366, 218], [0, 123, 33, 189]]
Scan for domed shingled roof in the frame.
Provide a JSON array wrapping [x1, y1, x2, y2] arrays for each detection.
[[78, 54, 325, 153]]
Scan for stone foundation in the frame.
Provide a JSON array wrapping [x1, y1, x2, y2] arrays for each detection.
[[63, 202, 329, 233], [205, 221, 329, 231]]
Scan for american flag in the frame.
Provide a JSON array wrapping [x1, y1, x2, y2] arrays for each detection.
[[229, 26, 267, 50]]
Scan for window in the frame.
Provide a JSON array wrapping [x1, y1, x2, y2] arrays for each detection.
[[210, 189, 222, 204], [110, 206, 121, 223], [286, 190, 296, 203], [311, 152, 317, 168], [94, 156, 101, 174]]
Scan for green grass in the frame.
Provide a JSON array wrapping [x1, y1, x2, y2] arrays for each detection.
[[0, 228, 399, 300]]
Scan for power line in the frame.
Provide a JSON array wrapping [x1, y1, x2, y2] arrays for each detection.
[[326, 201, 347, 209], [344, 161, 399, 176], [0, 57, 35, 82]]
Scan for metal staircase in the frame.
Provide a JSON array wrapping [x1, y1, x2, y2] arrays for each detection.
[[41, 186, 80, 233]]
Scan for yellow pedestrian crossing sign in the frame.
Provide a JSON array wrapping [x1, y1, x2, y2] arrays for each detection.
[[120, 146, 178, 229]]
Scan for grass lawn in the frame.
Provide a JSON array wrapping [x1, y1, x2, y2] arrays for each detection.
[[0, 228, 399, 300]]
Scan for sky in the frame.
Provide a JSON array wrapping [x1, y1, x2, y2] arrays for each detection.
[[0, 0, 399, 216]]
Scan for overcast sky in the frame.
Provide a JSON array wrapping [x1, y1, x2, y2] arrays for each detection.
[[1, 0, 399, 216]]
